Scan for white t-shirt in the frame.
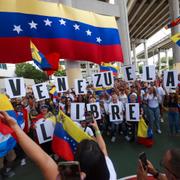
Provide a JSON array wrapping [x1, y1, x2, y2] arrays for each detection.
[[145, 94, 159, 108], [75, 122, 94, 137], [156, 87, 165, 104], [105, 156, 117, 180]]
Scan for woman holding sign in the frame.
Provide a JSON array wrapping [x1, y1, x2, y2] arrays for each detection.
[[144, 86, 161, 134]]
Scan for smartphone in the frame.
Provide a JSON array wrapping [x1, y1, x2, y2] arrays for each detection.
[[138, 152, 148, 170], [58, 161, 81, 180], [85, 112, 94, 123]]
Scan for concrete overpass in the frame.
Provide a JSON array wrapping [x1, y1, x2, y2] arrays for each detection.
[[137, 35, 173, 59]]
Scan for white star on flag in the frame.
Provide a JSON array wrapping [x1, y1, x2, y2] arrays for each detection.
[[96, 37, 102, 43], [13, 25, 23, 34], [44, 19, 52, 26], [86, 29, 92, 36], [73, 24, 80, 30], [28, 20, 38, 29], [59, 19, 66, 25]]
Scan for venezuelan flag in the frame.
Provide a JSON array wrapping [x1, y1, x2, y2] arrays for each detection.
[[171, 33, 180, 47], [165, 16, 180, 29], [0, 94, 17, 157], [100, 63, 119, 76], [31, 41, 51, 70], [52, 111, 91, 161], [0, 0, 123, 64]]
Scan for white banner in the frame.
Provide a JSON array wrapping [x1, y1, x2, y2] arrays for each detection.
[[70, 103, 85, 121], [35, 119, 55, 144], [74, 79, 87, 95], [87, 102, 101, 120], [5, 77, 26, 98], [125, 103, 139, 122], [163, 70, 178, 89], [32, 83, 49, 101], [54, 76, 69, 93], [142, 65, 155, 82], [123, 65, 136, 82]]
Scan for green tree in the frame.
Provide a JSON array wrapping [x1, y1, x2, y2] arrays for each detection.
[[54, 69, 66, 76], [15, 63, 48, 83], [138, 65, 143, 74]]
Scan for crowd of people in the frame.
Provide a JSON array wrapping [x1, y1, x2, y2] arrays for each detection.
[[0, 76, 180, 179]]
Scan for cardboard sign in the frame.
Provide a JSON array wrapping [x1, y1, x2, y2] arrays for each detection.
[[70, 103, 85, 121], [32, 83, 49, 101], [163, 70, 178, 89], [125, 103, 139, 122], [142, 65, 155, 82], [54, 76, 69, 92], [92, 71, 114, 88], [36, 119, 55, 144], [108, 102, 124, 122], [123, 65, 136, 82], [74, 79, 87, 95], [87, 102, 101, 120], [5, 77, 26, 98]]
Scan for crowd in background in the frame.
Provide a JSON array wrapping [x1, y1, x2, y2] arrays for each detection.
[[0, 75, 180, 179]]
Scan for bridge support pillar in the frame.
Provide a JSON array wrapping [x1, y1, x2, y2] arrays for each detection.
[[169, 0, 180, 73], [143, 40, 148, 65]]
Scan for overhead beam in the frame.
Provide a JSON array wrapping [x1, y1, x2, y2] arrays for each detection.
[[130, 0, 156, 33], [127, 0, 137, 15], [129, 0, 147, 25], [134, 4, 168, 38], [41, 0, 120, 17], [130, 0, 166, 38]]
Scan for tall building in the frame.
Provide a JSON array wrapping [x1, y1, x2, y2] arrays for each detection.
[[80, 62, 99, 79]]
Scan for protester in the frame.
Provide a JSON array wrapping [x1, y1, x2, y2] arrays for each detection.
[[0, 111, 116, 180], [137, 148, 180, 180]]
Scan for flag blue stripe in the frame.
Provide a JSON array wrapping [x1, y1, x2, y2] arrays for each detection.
[[54, 122, 77, 152], [0, 12, 120, 45], [100, 66, 118, 73]]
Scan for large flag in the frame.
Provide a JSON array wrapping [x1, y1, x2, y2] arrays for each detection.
[[171, 33, 180, 47], [100, 63, 119, 76], [52, 111, 91, 161], [0, 94, 17, 157], [165, 16, 180, 29], [0, 0, 123, 64]]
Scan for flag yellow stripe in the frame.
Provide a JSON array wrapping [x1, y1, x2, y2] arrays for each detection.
[[58, 111, 92, 143], [0, 0, 118, 28], [0, 94, 14, 111], [171, 32, 180, 43]]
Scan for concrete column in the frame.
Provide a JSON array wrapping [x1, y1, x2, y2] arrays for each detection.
[[143, 40, 148, 65], [158, 49, 161, 73], [132, 42, 137, 71], [115, 0, 132, 65], [65, 61, 82, 88], [165, 49, 169, 70], [169, 0, 180, 73]]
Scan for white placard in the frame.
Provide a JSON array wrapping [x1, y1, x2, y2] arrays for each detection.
[[125, 103, 139, 122], [87, 102, 101, 120], [32, 83, 49, 101], [4, 77, 26, 98], [108, 102, 124, 122], [92, 71, 114, 88], [70, 103, 85, 121], [74, 79, 87, 95], [142, 65, 155, 82], [54, 76, 69, 93], [123, 65, 136, 82], [163, 70, 178, 89], [36, 119, 55, 144]]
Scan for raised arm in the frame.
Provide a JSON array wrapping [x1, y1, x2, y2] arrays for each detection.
[[90, 119, 108, 156], [0, 111, 59, 180]]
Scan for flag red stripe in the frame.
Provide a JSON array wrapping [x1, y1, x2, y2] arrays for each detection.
[[0, 37, 123, 64], [52, 135, 74, 161]]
